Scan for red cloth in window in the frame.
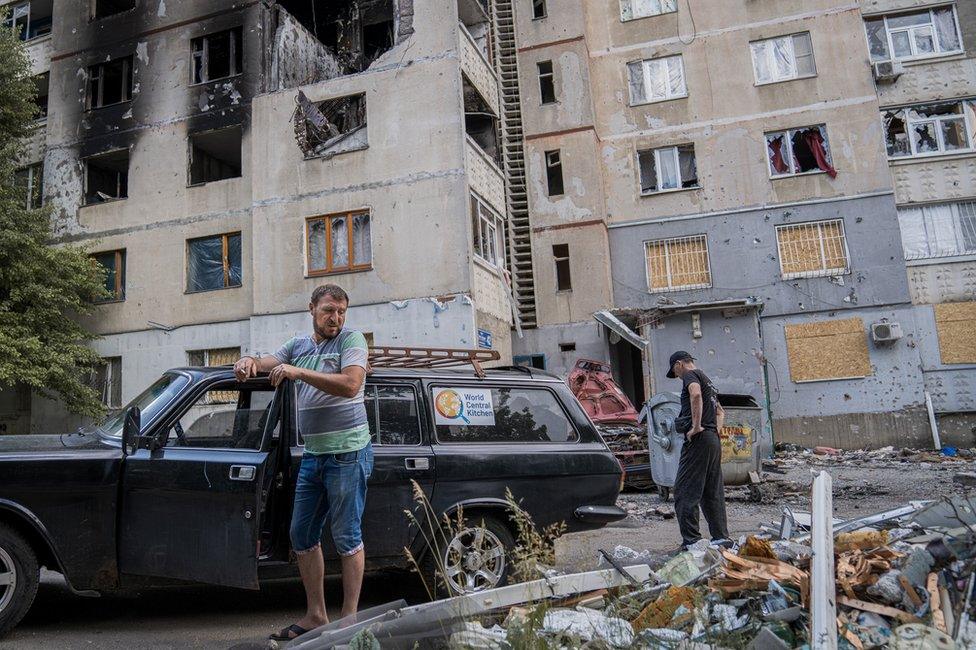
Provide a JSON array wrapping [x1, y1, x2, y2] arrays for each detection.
[[768, 136, 789, 174], [804, 129, 837, 178]]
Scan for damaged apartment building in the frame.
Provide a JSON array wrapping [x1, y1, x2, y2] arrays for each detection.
[[1, 0, 517, 432], [509, 0, 976, 448]]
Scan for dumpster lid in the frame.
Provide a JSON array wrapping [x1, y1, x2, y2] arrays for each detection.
[[717, 393, 759, 408]]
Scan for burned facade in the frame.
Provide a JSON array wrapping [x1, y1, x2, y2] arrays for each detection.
[[510, 0, 975, 448], [2, 0, 514, 432]]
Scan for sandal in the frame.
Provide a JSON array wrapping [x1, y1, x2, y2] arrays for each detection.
[[270, 624, 310, 641]]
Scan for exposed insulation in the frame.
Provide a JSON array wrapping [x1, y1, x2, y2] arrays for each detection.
[[935, 301, 976, 364], [785, 318, 871, 382]]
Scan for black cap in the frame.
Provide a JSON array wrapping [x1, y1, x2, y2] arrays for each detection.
[[666, 351, 695, 378]]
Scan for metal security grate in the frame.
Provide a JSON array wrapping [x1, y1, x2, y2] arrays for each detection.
[[776, 220, 850, 279], [644, 234, 712, 292]]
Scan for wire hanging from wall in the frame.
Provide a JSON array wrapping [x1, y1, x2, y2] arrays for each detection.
[[677, 0, 698, 46]]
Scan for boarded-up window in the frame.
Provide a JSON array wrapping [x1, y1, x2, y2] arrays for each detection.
[[785, 318, 871, 382], [935, 302, 976, 365], [776, 220, 849, 279], [89, 356, 122, 408], [187, 347, 241, 403], [644, 234, 711, 292]]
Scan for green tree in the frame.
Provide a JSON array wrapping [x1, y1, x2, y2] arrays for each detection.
[[0, 30, 109, 418]]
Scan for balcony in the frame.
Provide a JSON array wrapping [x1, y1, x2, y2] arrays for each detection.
[[458, 21, 500, 117], [466, 136, 505, 215]]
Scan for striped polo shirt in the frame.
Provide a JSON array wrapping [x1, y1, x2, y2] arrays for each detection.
[[273, 329, 370, 455]]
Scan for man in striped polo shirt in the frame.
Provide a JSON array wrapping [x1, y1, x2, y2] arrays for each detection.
[[234, 284, 372, 641]]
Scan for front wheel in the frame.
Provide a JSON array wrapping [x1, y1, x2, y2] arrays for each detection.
[[423, 513, 514, 597], [0, 523, 39, 639]]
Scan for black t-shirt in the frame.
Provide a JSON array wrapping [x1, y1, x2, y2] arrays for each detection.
[[679, 369, 719, 431]]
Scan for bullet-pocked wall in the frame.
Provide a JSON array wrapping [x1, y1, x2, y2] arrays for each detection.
[[610, 194, 930, 448]]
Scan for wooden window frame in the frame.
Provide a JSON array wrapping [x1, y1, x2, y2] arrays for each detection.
[[92, 249, 126, 303], [185, 232, 242, 293], [86, 55, 133, 110], [190, 26, 244, 85], [305, 211, 372, 277]]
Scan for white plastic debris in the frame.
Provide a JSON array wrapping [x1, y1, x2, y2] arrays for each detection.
[[541, 608, 634, 647], [449, 622, 509, 649]]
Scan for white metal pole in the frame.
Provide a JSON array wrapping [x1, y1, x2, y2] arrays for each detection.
[[811, 470, 838, 650], [925, 390, 942, 450]]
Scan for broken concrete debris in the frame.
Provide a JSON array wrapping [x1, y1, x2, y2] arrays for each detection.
[[285, 477, 976, 649]]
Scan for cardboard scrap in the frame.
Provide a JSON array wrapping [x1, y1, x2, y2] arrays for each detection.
[[739, 535, 777, 560], [631, 586, 697, 631]]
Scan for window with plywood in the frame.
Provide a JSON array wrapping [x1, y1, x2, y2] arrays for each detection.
[[775, 220, 849, 279], [785, 318, 871, 382], [644, 234, 711, 292]]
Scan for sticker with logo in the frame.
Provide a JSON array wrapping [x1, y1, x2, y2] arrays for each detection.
[[433, 388, 495, 426]]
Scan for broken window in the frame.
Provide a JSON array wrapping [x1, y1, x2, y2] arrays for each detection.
[[87, 55, 133, 109], [638, 144, 698, 194], [898, 201, 976, 260], [33, 71, 48, 119], [293, 90, 368, 158], [644, 234, 711, 292], [884, 101, 975, 158], [91, 249, 125, 302], [464, 79, 499, 163], [89, 356, 122, 408], [537, 60, 556, 104], [188, 125, 242, 185], [4, 1, 51, 41], [532, 0, 546, 19], [92, 0, 135, 20], [84, 149, 129, 204], [766, 125, 836, 178], [750, 32, 816, 85], [553, 243, 571, 291], [191, 27, 243, 84], [865, 7, 962, 62], [186, 232, 242, 292], [620, 0, 676, 22], [628, 55, 686, 105], [14, 162, 43, 209], [545, 150, 564, 196], [471, 194, 505, 267], [776, 220, 849, 279], [306, 211, 372, 275], [278, 0, 395, 74]]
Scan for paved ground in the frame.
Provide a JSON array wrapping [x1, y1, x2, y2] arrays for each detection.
[[6, 452, 972, 648]]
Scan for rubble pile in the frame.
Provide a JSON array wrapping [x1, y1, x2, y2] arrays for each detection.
[[599, 424, 653, 491], [287, 479, 976, 650], [771, 444, 976, 470]]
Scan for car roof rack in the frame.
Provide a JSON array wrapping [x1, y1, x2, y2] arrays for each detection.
[[368, 346, 501, 379]]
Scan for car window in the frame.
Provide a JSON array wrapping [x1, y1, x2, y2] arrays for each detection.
[[366, 385, 422, 446], [165, 382, 279, 450], [431, 386, 579, 443]]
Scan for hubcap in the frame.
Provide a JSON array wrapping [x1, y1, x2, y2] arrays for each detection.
[[0, 546, 16, 615], [442, 525, 506, 594]]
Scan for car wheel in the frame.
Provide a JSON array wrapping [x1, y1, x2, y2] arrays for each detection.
[[424, 513, 514, 598], [0, 523, 39, 639]]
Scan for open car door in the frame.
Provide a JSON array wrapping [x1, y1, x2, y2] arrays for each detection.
[[118, 376, 283, 589]]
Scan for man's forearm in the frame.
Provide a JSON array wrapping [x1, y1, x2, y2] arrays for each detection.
[[296, 368, 360, 398], [691, 395, 703, 430], [250, 355, 282, 372]]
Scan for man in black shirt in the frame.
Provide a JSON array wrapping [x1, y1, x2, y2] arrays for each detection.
[[667, 351, 730, 548]]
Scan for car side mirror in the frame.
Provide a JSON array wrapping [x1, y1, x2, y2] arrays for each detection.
[[122, 407, 141, 456]]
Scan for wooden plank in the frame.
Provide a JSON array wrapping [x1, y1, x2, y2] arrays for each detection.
[[785, 318, 871, 382], [935, 302, 976, 364], [836, 596, 922, 624]]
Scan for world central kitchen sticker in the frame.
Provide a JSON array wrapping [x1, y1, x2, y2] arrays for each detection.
[[433, 388, 495, 426]]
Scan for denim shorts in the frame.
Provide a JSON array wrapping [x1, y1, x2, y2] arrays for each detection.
[[289, 444, 374, 556]]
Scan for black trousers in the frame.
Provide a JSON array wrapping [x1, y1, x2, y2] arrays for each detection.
[[673, 429, 729, 547]]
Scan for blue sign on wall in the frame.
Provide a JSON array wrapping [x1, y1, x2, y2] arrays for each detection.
[[477, 329, 493, 349]]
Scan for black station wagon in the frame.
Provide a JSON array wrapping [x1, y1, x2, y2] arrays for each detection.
[[0, 362, 626, 637]]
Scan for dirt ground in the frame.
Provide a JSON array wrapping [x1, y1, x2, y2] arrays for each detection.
[[556, 449, 975, 570]]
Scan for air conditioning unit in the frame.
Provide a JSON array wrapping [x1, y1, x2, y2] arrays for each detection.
[[873, 60, 905, 83], [871, 320, 903, 344]]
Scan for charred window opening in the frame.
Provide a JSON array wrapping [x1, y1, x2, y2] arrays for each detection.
[[84, 149, 129, 204], [278, 0, 397, 74], [87, 55, 133, 110], [464, 79, 499, 164], [33, 72, 48, 119], [293, 90, 367, 158], [458, 0, 491, 59], [189, 125, 242, 186], [92, 0, 136, 20], [192, 27, 244, 84], [4, 0, 52, 41]]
